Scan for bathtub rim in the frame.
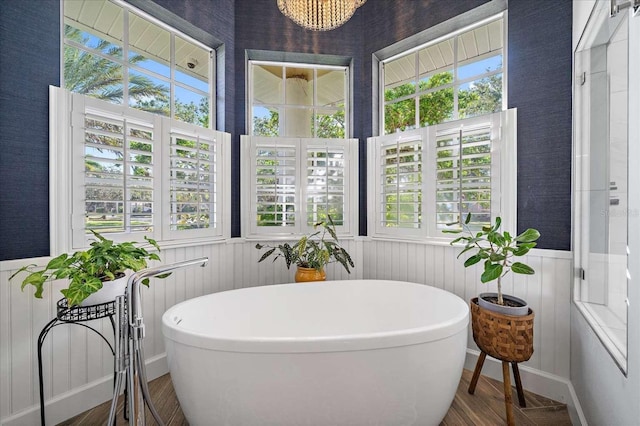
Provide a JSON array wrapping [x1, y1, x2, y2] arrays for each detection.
[[162, 280, 470, 354]]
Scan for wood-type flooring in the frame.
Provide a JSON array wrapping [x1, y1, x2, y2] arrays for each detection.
[[60, 369, 572, 425]]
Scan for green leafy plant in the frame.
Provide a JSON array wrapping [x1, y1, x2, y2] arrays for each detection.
[[10, 231, 164, 306], [255, 216, 354, 274], [444, 214, 540, 305]]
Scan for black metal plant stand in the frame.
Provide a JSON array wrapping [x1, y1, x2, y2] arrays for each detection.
[[37, 257, 208, 426], [37, 298, 126, 426]]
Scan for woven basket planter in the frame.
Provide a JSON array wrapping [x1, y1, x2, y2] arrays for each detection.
[[470, 297, 534, 363]]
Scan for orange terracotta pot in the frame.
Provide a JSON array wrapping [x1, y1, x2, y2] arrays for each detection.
[[294, 267, 326, 283]]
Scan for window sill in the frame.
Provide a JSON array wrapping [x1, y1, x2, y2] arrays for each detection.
[[573, 299, 627, 375]]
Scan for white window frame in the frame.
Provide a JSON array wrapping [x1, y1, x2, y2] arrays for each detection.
[[50, 86, 230, 253], [375, 2, 508, 136], [241, 135, 358, 238], [368, 109, 516, 242], [247, 60, 349, 138], [62, 0, 215, 128], [379, 11, 507, 135]]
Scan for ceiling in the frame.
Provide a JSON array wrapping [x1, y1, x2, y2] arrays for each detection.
[[384, 19, 503, 87], [252, 65, 346, 107]]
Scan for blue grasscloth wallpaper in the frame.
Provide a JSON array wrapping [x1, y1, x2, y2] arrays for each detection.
[[0, 0, 572, 260]]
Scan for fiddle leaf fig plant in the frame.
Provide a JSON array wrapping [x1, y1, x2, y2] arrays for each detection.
[[444, 214, 540, 305], [10, 231, 164, 306], [255, 215, 354, 274]]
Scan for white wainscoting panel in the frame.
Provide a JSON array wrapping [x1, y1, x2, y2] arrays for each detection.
[[0, 239, 364, 424], [362, 240, 572, 378], [1, 238, 571, 424]]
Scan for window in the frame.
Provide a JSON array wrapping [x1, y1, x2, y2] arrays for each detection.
[[51, 87, 230, 251], [248, 61, 348, 138], [381, 15, 505, 134], [63, 0, 213, 128], [243, 58, 355, 238], [242, 136, 358, 237], [368, 109, 516, 241]]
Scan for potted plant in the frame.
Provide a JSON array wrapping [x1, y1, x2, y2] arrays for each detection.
[[445, 213, 540, 315], [446, 214, 540, 425], [255, 215, 354, 282], [10, 231, 164, 307]]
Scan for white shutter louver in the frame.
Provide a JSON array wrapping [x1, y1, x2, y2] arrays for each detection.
[[255, 141, 297, 228], [169, 133, 216, 231], [381, 136, 422, 229], [435, 123, 492, 230], [306, 146, 345, 226]]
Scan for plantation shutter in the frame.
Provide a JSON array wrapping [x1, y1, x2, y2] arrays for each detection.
[[242, 136, 357, 237], [71, 93, 160, 247], [429, 111, 504, 236], [164, 123, 229, 240], [56, 88, 230, 252], [382, 136, 423, 229], [368, 129, 425, 237], [304, 138, 353, 232], [435, 121, 493, 230], [369, 109, 515, 240], [249, 137, 298, 233], [169, 133, 216, 231]]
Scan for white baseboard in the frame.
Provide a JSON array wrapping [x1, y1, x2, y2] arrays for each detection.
[[0, 354, 169, 426], [464, 349, 588, 426]]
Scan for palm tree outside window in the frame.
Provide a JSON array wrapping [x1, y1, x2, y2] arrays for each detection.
[[63, 0, 213, 129]]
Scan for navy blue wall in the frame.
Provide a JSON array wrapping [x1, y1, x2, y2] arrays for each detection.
[[0, 0, 59, 260], [508, 0, 573, 250], [0, 0, 572, 260]]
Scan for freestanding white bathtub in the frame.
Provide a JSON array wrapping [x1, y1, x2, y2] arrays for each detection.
[[162, 280, 469, 425]]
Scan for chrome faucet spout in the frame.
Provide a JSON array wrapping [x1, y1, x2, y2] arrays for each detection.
[[127, 257, 209, 327], [129, 257, 209, 286]]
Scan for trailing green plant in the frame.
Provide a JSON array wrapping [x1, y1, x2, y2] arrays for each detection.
[[444, 214, 540, 305], [255, 216, 354, 274], [10, 231, 164, 306]]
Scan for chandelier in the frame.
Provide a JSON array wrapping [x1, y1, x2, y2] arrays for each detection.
[[277, 0, 367, 31]]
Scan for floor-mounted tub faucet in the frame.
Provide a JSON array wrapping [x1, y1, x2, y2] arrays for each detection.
[[107, 257, 209, 426]]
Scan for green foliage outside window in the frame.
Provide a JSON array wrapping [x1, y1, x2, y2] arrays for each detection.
[[253, 111, 280, 137], [252, 108, 345, 138], [384, 70, 503, 134]]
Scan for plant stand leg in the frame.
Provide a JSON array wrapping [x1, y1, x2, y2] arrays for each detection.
[[511, 362, 526, 407], [468, 351, 487, 394], [502, 361, 515, 426]]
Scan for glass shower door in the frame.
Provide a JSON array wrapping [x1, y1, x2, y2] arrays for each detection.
[[574, 1, 631, 372]]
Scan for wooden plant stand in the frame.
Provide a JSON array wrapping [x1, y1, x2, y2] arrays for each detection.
[[467, 298, 534, 426]]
